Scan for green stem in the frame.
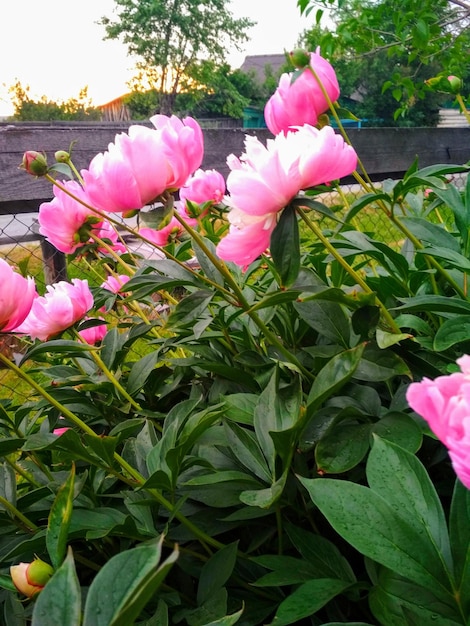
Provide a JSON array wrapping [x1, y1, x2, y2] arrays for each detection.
[[172, 211, 313, 378], [0, 494, 38, 531], [0, 352, 224, 550], [5, 457, 42, 488], [71, 330, 142, 412], [455, 93, 470, 125], [296, 205, 401, 333]]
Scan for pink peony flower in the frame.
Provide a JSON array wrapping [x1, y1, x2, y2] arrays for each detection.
[[93, 219, 127, 254], [82, 116, 204, 214], [139, 216, 185, 246], [406, 355, 470, 488], [10, 559, 54, 597], [52, 427, 70, 436], [38, 180, 98, 254], [15, 279, 94, 341], [78, 318, 107, 345], [179, 168, 226, 208], [216, 210, 277, 267], [101, 274, 131, 294], [225, 125, 356, 218], [150, 115, 204, 190], [264, 50, 340, 135], [0, 259, 37, 332]]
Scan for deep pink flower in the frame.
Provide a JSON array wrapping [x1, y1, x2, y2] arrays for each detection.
[[406, 355, 470, 488], [179, 169, 226, 208], [101, 274, 131, 294], [38, 180, 98, 254], [150, 115, 204, 189], [216, 210, 277, 267], [0, 259, 36, 332], [264, 50, 340, 135], [15, 279, 94, 341], [139, 216, 185, 246], [225, 125, 356, 218], [78, 319, 107, 345], [53, 427, 70, 436]]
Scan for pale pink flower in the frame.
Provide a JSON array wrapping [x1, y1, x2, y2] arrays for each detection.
[[264, 50, 340, 135], [78, 318, 107, 345], [100, 274, 131, 294], [0, 259, 36, 332], [139, 216, 185, 246], [216, 210, 277, 267], [150, 115, 204, 189], [15, 279, 94, 341], [225, 125, 356, 218], [38, 180, 97, 254], [406, 355, 470, 488], [179, 169, 226, 208], [10, 560, 53, 597]]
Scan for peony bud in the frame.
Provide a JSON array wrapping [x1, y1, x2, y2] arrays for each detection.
[[289, 48, 311, 69], [447, 75, 463, 94], [10, 559, 54, 597], [54, 150, 70, 163], [21, 151, 48, 177]]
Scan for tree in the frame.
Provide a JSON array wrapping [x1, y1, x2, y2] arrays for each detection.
[[100, 0, 254, 116], [8, 83, 101, 121], [298, 0, 470, 123]]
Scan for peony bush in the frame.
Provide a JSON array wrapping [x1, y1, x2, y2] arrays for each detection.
[[1, 48, 470, 626]]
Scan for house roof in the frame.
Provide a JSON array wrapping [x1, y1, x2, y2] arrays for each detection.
[[239, 54, 287, 82]]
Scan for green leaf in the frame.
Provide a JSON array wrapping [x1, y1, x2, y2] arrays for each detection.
[[47, 465, 75, 570], [299, 476, 455, 601], [367, 437, 452, 573], [371, 413, 422, 453], [294, 300, 351, 347], [449, 480, 470, 611], [168, 290, 214, 327], [127, 351, 161, 395], [193, 238, 225, 287], [83, 538, 177, 626], [393, 296, 470, 316], [270, 204, 300, 287], [200, 607, 244, 626], [353, 344, 411, 382], [267, 578, 350, 626], [252, 555, 317, 586], [376, 329, 413, 349], [32, 548, 81, 626], [285, 523, 356, 582], [315, 423, 370, 474], [223, 421, 272, 483], [20, 340, 94, 365], [197, 542, 238, 605], [307, 343, 365, 410], [434, 316, 470, 351]]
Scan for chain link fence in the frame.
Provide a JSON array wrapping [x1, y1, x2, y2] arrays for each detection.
[[1, 173, 467, 402]]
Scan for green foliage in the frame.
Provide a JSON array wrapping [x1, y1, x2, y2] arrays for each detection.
[[301, 0, 470, 125], [4, 114, 470, 624], [9, 82, 101, 121], [101, 0, 254, 115]]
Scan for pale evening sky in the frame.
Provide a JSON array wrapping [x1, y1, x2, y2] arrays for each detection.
[[0, 0, 314, 117]]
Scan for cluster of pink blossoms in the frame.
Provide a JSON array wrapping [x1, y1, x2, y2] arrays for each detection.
[[215, 51, 357, 267], [407, 355, 470, 489]]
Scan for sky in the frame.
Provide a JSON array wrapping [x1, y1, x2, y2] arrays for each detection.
[[0, 0, 314, 117]]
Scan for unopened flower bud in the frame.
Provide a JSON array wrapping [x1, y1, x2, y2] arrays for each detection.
[[21, 151, 48, 177], [54, 150, 70, 163], [447, 75, 463, 94], [10, 559, 54, 597], [289, 48, 311, 69]]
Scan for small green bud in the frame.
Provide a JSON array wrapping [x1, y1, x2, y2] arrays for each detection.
[[289, 48, 311, 69], [54, 150, 70, 163], [21, 151, 48, 177]]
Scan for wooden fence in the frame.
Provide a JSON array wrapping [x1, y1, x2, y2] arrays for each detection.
[[1, 122, 470, 282]]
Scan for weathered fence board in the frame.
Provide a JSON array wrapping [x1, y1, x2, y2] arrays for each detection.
[[1, 123, 470, 210]]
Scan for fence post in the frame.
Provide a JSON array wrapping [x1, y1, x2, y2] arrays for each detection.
[[31, 220, 67, 284], [39, 238, 68, 284]]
